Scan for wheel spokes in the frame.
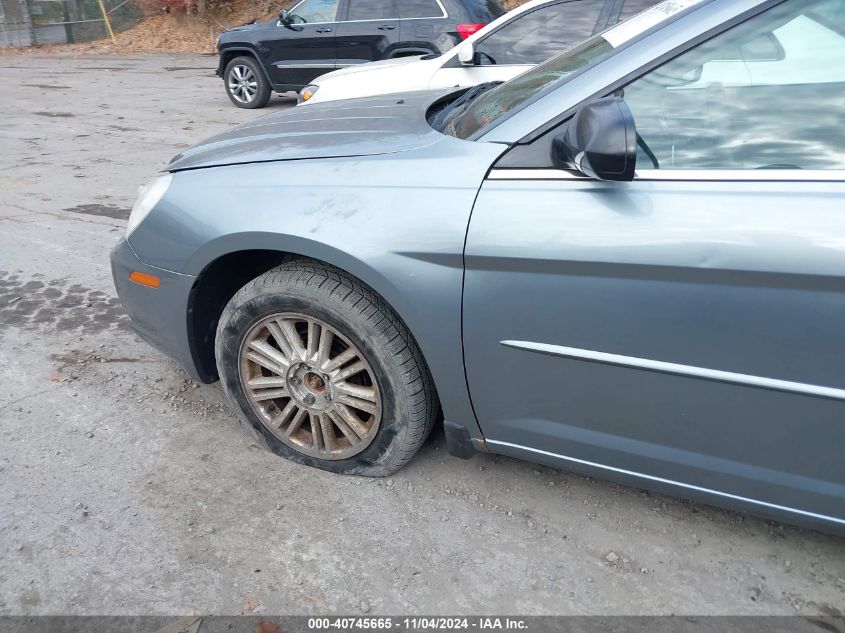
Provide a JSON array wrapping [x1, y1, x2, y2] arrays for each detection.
[[332, 403, 370, 438], [229, 66, 257, 102], [334, 360, 366, 383], [285, 407, 309, 437], [241, 313, 381, 459], [306, 320, 320, 360], [248, 376, 287, 389], [334, 382, 376, 403], [246, 340, 289, 375], [311, 412, 337, 453], [277, 319, 307, 360], [323, 346, 357, 373], [252, 388, 290, 402], [274, 400, 296, 429], [316, 326, 333, 367], [326, 408, 362, 445], [336, 393, 377, 416]]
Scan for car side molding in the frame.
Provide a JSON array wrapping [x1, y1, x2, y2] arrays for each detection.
[[485, 439, 845, 527], [500, 340, 845, 402]]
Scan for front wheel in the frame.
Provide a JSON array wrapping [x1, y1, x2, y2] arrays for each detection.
[[215, 261, 439, 476], [224, 56, 271, 109]]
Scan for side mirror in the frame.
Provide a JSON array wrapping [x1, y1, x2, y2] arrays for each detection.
[[458, 42, 474, 65], [278, 9, 290, 23], [553, 96, 636, 181]]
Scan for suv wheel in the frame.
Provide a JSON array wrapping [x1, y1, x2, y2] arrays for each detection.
[[224, 56, 271, 109], [215, 261, 439, 476]]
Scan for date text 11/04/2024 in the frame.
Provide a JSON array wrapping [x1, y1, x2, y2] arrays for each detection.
[[307, 619, 529, 630]]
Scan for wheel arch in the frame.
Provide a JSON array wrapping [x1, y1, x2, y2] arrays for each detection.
[[184, 231, 487, 448], [218, 47, 272, 86], [186, 236, 429, 391], [388, 46, 437, 58]]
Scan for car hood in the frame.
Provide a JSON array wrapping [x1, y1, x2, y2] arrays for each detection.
[[220, 21, 263, 36], [167, 90, 455, 171], [316, 55, 430, 80]]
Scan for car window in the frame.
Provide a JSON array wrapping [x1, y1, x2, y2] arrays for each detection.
[[347, 0, 399, 20], [399, 0, 445, 19], [810, 0, 845, 27], [289, 0, 342, 23], [474, 0, 607, 66], [460, 0, 507, 22], [448, 0, 706, 139], [623, 0, 845, 170]]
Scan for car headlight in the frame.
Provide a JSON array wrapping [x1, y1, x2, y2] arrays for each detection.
[[298, 85, 319, 103], [127, 173, 172, 237]]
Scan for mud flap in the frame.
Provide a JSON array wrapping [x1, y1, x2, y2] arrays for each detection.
[[444, 420, 480, 459]]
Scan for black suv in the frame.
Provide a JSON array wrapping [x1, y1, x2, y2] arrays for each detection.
[[217, 0, 505, 108]]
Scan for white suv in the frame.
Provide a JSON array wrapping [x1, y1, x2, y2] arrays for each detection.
[[298, 0, 660, 105]]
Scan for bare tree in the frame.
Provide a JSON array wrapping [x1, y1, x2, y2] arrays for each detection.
[[18, 0, 35, 46]]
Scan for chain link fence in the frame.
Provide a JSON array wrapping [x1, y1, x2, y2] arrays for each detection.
[[0, 0, 143, 47]]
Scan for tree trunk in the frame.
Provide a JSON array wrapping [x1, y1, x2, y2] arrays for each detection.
[[18, 0, 35, 46], [62, 0, 74, 44]]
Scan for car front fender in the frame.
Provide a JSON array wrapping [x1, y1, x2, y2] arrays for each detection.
[[127, 138, 508, 440]]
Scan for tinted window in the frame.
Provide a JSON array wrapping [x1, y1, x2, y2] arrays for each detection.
[[459, 0, 506, 22], [475, 0, 605, 65], [348, 0, 398, 20], [624, 0, 845, 170], [400, 0, 444, 18], [289, 0, 341, 23]]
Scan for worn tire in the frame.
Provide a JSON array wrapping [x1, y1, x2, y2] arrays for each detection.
[[224, 55, 271, 109], [215, 260, 439, 476]]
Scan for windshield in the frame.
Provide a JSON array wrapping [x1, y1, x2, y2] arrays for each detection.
[[447, 0, 709, 139]]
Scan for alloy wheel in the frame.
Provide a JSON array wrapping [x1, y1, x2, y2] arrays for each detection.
[[227, 65, 258, 104], [239, 313, 382, 460]]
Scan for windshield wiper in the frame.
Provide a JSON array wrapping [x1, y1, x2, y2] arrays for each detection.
[[430, 81, 503, 133]]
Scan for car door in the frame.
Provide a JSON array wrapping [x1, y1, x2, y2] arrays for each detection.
[[335, 0, 401, 66], [265, 0, 342, 86], [463, 0, 845, 526], [399, 0, 451, 54]]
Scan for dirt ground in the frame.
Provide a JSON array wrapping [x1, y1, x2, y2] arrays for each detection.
[[0, 53, 844, 616]]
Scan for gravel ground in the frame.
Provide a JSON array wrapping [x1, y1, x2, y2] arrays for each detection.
[[1, 53, 844, 617]]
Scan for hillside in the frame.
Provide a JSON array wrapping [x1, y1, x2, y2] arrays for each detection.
[[5, 0, 529, 54]]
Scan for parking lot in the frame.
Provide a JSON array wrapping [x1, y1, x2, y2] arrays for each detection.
[[1, 52, 844, 616]]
